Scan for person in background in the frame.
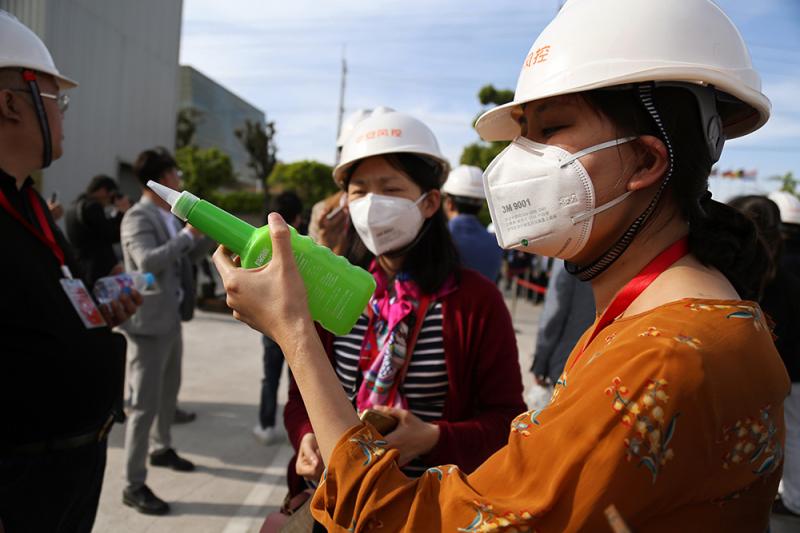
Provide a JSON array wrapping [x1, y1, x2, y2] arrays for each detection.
[[527, 254, 552, 303], [0, 11, 139, 532], [47, 191, 63, 221], [441, 164, 502, 281], [308, 107, 397, 255], [769, 191, 800, 277], [254, 191, 303, 445], [308, 190, 347, 253], [732, 193, 800, 519], [280, 110, 525, 503], [65, 174, 130, 285], [503, 249, 530, 292], [214, 1, 790, 530], [530, 259, 595, 402], [119, 147, 207, 515]]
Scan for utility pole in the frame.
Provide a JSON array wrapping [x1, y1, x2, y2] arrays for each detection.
[[335, 45, 347, 164]]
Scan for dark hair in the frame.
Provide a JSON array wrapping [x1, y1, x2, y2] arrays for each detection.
[[270, 191, 303, 224], [343, 153, 460, 294], [133, 147, 177, 187], [86, 174, 118, 194], [447, 194, 483, 216], [728, 195, 782, 285], [582, 86, 770, 300]]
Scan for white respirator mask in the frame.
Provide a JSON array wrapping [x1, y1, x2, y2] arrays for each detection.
[[483, 135, 637, 259], [348, 192, 429, 256]]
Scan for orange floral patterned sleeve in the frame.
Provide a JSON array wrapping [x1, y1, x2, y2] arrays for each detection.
[[311, 299, 790, 532]]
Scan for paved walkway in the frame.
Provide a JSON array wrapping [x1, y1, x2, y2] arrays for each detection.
[[93, 293, 800, 532]]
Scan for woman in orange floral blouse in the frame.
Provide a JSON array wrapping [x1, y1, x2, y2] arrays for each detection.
[[213, 1, 790, 531]]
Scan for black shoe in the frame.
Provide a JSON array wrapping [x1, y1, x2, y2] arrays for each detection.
[[173, 408, 196, 424], [773, 495, 800, 517], [122, 485, 170, 515], [150, 448, 195, 472]]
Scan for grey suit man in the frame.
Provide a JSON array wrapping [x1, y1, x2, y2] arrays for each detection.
[[119, 148, 207, 515], [531, 259, 596, 385]]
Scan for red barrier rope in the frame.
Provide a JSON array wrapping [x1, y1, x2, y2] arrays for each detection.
[[514, 277, 547, 295]]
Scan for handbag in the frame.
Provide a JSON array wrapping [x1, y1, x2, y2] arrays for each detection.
[[260, 489, 315, 533]]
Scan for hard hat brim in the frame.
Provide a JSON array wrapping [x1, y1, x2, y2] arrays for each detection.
[[2, 60, 79, 89], [474, 67, 770, 142], [333, 146, 451, 188], [55, 73, 78, 90]]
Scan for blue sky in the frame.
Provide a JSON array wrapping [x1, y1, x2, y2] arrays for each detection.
[[179, 0, 800, 200]]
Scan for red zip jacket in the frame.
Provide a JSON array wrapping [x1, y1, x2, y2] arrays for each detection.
[[283, 268, 526, 495]]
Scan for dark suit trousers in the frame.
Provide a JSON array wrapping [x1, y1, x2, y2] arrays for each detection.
[[0, 440, 107, 533], [259, 336, 285, 429]]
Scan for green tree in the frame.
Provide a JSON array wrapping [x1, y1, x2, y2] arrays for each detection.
[[176, 107, 203, 149], [267, 160, 338, 207], [460, 84, 514, 170], [175, 146, 236, 198], [478, 85, 514, 106], [771, 171, 798, 196], [235, 119, 278, 187]]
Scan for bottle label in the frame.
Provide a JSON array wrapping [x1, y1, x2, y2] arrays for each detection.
[[293, 251, 355, 323], [61, 278, 107, 328], [254, 248, 272, 267]]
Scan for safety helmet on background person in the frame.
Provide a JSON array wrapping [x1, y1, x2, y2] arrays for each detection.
[[336, 106, 396, 148], [0, 10, 77, 89], [475, 0, 770, 146], [333, 110, 450, 188], [442, 165, 486, 200], [768, 191, 800, 226]]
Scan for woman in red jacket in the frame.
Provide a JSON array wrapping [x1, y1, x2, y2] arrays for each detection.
[[283, 110, 525, 496]]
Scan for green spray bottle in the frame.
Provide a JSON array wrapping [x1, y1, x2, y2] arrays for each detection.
[[147, 181, 376, 336]]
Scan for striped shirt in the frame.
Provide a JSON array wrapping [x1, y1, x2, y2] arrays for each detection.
[[332, 302, 448, 476]]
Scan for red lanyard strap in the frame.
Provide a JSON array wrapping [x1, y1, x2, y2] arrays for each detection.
[[0, 187, 65, 266], [569, 236, 689, 371]]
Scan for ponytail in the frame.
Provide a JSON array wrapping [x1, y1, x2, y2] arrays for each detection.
[[688, 198, 770, 300]]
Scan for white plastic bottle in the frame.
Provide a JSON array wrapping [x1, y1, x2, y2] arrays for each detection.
[[93, 272, 155, 304]]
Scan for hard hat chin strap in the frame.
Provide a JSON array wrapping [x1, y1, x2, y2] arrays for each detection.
[[565, 83, 674, 282], [21, 69, 53, 169]]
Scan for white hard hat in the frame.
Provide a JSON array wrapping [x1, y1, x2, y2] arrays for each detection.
[[338, 109, 371, 147], [475, 0, 769, 142], [768, 191, 800, 226], [442, 165, 486, 200], [333, 110, 450, 187], [0, 10, 77, 89]]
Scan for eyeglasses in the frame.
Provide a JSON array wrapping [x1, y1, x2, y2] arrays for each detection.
[[40, 91, 70, 113], [7, 88, 70, 112]]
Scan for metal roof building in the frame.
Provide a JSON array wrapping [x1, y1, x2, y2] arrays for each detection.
[[178, 65, 266, 189]]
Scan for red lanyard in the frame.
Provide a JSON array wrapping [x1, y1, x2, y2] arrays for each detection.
[[568, 236, 689, 371], [0, 186, 65, 267]]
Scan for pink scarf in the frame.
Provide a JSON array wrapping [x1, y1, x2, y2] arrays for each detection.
[[355, 261, 455, 412]]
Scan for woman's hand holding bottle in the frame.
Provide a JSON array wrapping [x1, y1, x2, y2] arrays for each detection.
[[212, 213, 312, 345]]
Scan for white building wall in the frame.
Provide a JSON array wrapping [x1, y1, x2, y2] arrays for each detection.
[[1, 0, 183, 204]]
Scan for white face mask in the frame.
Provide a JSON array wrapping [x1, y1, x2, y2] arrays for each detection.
[[348, 192, 429, 256], [483, 135, 637, 259]]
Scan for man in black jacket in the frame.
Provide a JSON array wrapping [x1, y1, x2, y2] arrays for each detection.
[[66, 174, 130, 285], [0, 10, 140, 533]]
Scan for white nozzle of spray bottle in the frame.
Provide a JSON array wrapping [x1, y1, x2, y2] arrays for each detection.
[[147, 180, 180, 206], [146, 180, 198, 221]]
